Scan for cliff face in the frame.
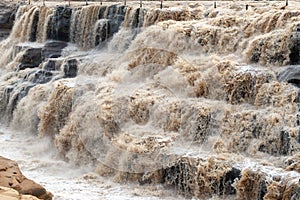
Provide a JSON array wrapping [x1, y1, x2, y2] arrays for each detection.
[[0, 0, 17, 41], [0, 1, 17, 29]]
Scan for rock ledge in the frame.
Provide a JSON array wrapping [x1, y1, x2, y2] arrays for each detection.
[[0, 156, 52, 200]]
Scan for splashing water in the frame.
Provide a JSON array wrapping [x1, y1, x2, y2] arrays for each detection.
[[0, 1, 300, 199]]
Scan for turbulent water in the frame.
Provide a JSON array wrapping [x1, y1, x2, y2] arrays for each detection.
[[0, 1, 300, 199], [0, 127, 184, 200]]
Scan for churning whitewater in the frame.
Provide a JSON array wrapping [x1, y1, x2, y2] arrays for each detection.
[[0, 0, 300, 199]]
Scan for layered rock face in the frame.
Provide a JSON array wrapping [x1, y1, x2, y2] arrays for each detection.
[[0, 0, 17, 41], [1, 1, 300, 200], [0, 156, 52, 200], [0, 0, 17, 29]]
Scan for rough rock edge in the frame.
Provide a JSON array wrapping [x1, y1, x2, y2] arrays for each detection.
[[0, 156, 53, 200], [0, 186, 39, 200]]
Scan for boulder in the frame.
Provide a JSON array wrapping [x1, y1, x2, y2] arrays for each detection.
[[17, 48, 42, 71], [0, 156, 53, 200], [0, 186, 40, 200]]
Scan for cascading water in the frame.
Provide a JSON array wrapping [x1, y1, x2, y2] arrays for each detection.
[[0, 1, 300, 199]]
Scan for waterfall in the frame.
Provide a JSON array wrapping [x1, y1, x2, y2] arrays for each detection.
[[0, 2, 300, 199], [72, 6, 102, 48], [36, 6, 54, 43], [10, 6, 40, 42]]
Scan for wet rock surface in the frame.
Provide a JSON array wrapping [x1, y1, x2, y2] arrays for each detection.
[[41, 41, 68, 60], [2, 2, 300, 200], [0, 41, 72, 124], [0, 0, 17, 30], [47, 6, 72, 42], [0, 156, 52, 200], [63, 59, 78, 78], [0, 0, 17, 41], [290, 24, 300, 64], [278, 65, 300, 88], [17, 48, 42, 71]]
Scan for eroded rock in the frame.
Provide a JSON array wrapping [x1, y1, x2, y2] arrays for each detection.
[[0, 186, 40, 200], [17, 48, 42, 71], [47, 6, 72, 42], [0, 1, 17, 29], [0, 156, 52, 200], [41, 41, 68, 60]]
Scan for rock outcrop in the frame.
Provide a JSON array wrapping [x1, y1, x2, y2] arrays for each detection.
[[0, 156, 53, 200], [41, 41, 68, 60], [0, 0, 17, 30], [17, 48, 42, 71], [47, 6, 72, 42], [0, 186, 39, 200], [0, 0, 17, 41]]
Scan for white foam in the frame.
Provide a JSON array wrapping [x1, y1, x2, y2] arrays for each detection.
[[0, 126, 184, 200]]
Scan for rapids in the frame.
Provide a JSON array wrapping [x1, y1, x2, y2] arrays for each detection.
[[0, 0, 300, 199]]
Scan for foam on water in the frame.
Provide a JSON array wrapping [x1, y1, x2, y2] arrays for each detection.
[[0, 1, 300, 199], [0, 126, 185, 200]]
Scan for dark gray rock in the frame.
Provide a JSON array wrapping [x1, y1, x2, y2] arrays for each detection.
[[99, 6, 107, 19], [0, 1, 17, 29], [0, 29, 10, 41], [277, 66, 300, 87], [107, 5, 126, 38], [290, 24, 300, 64], [2, 82, 35, 122], [47, 6, 72, 42], [41, 41, 68, 60], [63, 59, 77, 78], [43, 60, 57, 71], [17, 48, 42, 71], [95, 19, 109, 46], [29, 9, 39, 42], [131, 8, 144, 29], [220, 167, 241, 195], [94, 5, 127, 46], [23, 69, 53, 84]]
